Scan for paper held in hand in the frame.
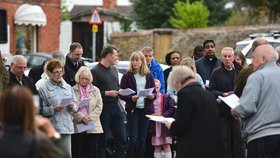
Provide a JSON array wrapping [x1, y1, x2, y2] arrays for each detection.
[[146, 115, 175, 124], [76, 120, 95, 133], [119, 88, 136, 96], [218, 94, 240, 109], [77, 98, 91, 108], [60, 97, 73, 107], [138, 88, 154, 98]]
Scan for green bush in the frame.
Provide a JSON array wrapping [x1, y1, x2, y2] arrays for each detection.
[[169, 0, 209, 28]]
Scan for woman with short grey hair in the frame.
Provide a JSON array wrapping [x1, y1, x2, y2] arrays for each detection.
[[165, 66, 226, 158]]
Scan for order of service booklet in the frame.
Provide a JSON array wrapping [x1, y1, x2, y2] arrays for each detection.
[[218, 94, 240, 109], [146, 115, 175, 124]]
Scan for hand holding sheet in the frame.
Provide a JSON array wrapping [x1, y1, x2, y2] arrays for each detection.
[[77, 98, 91, 108], [146, 115, 175, 124], [119, 88, 136, 96], [218, 94, 240, 109], [60, 97, 73, 107], [138, 88, 154, 98], [76, 120, 95, 133]]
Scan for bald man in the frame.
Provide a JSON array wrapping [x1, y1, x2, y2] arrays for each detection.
[[231, 44, 280, 158], [234, 38, 269, 97]]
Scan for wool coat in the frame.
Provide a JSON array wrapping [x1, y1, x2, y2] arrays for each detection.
[[170, 82, 226, 158]]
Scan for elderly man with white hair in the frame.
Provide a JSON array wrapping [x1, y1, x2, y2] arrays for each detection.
[[8, 55, 37, 94], [165, 66, 225, 158], [208, 47, 244, 158], [231, 44, 280, 158]]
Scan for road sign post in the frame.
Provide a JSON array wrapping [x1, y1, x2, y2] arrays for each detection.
[[89, 7, 102, 62]]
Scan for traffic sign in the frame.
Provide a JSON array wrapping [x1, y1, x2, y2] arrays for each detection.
[[92, 24, 98, 32], [89, 7, 102, 24]]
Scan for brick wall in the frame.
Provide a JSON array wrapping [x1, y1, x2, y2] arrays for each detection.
[[110, 24, 280, 62], [0, 0, 60, 54]]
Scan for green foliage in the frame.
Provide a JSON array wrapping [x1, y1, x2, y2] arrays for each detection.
[[203, 0, 232, 25], [169, 1, 209, 28], [119, 17, 133, 32], [61, 0, 69, 21], [234, 0, 280, 23], [130, 0, 177, 29]]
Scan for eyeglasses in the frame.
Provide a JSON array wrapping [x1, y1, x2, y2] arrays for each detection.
[[52, 71, 65, 75]]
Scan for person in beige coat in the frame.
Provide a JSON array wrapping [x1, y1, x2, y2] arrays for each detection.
[[71, 66, 103, 158]]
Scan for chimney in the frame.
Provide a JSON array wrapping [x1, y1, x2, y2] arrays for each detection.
[[103, 0, 117, 9]]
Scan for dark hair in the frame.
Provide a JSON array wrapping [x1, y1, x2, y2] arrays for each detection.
[[165, 50, 182, 65], [203, 40, 215, 49], [194, 45, 203, 54], [69, 42, 82, 53], [0, 86, 36, 135], [101, 45, 118, 58], [234, 50, 246, 67]]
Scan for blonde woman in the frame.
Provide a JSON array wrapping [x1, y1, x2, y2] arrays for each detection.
[[119, 51, 156, 158], [72, 66, 103, 158]]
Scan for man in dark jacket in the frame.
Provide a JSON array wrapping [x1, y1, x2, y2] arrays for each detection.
[[63, 42, 85, 86], [209, 47, 244, 158], [8, 55, 37, 94], [195, 40, 222, 88]]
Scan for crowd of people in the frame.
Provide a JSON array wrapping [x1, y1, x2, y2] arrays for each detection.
[[0, 38, 280, 158]]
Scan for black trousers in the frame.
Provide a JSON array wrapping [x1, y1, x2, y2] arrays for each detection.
[[72, 132, 99, 158], [247, 134, 280, 158]]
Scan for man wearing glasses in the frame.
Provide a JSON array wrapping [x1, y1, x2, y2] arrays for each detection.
[[8, 55, 38, 94]]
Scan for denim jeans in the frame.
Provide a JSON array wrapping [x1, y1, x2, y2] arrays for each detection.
[[127, 108, 150, 149], [97, 106, 126, 158]]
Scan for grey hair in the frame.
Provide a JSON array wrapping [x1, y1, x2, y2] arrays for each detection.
[[168, 66, 195, 91], [51, 51, 65, 65], [11, 55, 26, 64], [221, 47, 234, 55]]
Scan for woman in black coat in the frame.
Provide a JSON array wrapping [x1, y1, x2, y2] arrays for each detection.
[[165, 66, 226, 158]]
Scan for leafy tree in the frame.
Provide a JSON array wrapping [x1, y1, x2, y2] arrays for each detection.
[[61, 0, 69, 21], [234, 0, 280, 23], [169, 0, 209, 28], [119, 17, 133, 32], [130, 0, 177, 29], [203, 0, 232, 25]]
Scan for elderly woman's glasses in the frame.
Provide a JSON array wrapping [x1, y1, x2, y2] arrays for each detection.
[[52, 71, 65, 76]]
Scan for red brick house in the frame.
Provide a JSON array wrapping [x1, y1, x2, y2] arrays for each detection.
[[0, 0, 61, 55]]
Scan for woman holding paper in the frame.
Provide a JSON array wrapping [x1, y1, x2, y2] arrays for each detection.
[[120, 51, 156, 158], [71, 66, 103, 158], [38, 59, 78, 157], [165, 66, 226, 158]]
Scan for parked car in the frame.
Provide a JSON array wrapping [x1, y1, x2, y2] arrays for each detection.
[[235, 31, 280, 64], [23, 52, 51, 68]]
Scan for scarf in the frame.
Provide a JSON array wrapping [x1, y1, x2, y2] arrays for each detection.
[[79, 84, 91, 115]]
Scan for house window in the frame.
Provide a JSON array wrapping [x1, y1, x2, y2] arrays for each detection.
[[15, 25, 37, 54]]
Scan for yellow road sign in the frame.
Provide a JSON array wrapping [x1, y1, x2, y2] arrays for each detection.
[[92, 24, 98, 32]]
